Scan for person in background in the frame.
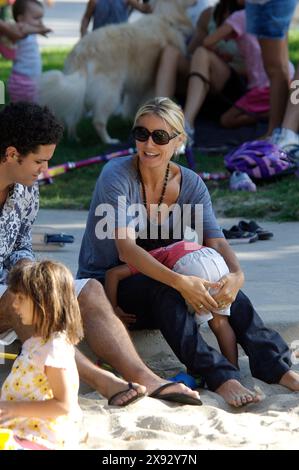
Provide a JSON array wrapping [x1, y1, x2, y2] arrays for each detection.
[[155, 0, 246, 143], [245, 0, 297, 136], [199, 7, 294, 129], [270, 62, 299, 157], [7, 0, 51, 103], [80, 0, 151, 37], [186, 0, 218, 28], [0, 14, 49, 59]]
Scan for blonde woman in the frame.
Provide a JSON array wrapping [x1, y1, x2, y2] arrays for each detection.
[[78, 97, 299, 407]]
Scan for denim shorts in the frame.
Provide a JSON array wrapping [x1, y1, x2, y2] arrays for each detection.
[[246, 0, 297, 39]]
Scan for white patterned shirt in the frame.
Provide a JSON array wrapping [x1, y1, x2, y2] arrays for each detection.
[[0, 183, 38, 284]]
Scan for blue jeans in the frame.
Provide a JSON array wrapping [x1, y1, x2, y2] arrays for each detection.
[[246, 0, 297, 39], [118, 274, 291, 391]]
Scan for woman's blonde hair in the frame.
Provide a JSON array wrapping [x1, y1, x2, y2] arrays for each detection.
[[8, 260, 83, 345], [134, 97, 187, 142]]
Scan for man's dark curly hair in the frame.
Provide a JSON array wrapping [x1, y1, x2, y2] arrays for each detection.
[[0, 102, 64, 162]]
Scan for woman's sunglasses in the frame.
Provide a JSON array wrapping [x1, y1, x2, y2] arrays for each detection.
[[132, 126, 179, 145]]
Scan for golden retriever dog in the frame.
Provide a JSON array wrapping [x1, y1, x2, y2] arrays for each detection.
[[38, 0, 195, 143]]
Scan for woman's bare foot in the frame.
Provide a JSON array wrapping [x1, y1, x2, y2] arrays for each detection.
[[215, 379, 261, 407], [279, 370, 299, 391]]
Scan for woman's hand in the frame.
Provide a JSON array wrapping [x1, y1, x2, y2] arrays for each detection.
[[212, 272, 244, 310], [175, 275, 221, 313], [115, 306, 136, 327]]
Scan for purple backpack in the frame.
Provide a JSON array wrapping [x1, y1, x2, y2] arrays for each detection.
[[224, 140, 296, 180]]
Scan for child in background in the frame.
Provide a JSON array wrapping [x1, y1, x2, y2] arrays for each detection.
[[202, 5, 295, 128], [0, 260, 83, 450], [246, 0, 297, 136], [105, 240, 238, 367], [8, 0, 50, 103], [80, 0, 151, 37], [155, 0, 246, 144]]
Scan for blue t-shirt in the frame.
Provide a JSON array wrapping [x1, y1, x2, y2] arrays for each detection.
[[77, 156, 224, 282], [93, 0, 128, 30], [13, 35, 41, 78]]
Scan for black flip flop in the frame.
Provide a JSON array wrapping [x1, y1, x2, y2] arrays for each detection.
[[108, 382, 145, 407], [149, 382, 202, 406]]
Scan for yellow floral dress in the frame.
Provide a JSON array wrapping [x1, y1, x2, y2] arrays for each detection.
[[0, 332, 82, 449]]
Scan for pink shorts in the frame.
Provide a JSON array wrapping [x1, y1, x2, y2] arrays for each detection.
[[8, 71, 39, 103], [234, 87, 270, 115]]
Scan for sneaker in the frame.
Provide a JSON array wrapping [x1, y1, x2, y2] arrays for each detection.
[[270, 127, 299, 151], [229, 171, 257, 192], [286, 146, 299, 168], [238, 220, 273, 240], [223, 226, 258, 244]]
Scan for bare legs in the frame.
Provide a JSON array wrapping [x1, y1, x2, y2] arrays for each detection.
[[209, 314, 238, 367], [259, 37, 291, 135], [75, 349, 146, 405], [155, 45, 190, 98], [184, 47, 231, 129], [208, 314, 260, 407]]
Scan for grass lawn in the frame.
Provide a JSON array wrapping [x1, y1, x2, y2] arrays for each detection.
[[1, 35, 299, 220]]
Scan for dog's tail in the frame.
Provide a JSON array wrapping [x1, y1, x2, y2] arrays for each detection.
[[38, 70, 86, 140]]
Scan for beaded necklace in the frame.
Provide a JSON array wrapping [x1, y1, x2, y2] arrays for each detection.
[[137, 158, 170, 213]]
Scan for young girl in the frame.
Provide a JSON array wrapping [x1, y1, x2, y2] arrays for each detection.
[[0, 260, 84, 450], [8, 0, 50, 103], [155, 0, 246, 112], [105, 240, 238, 367]]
